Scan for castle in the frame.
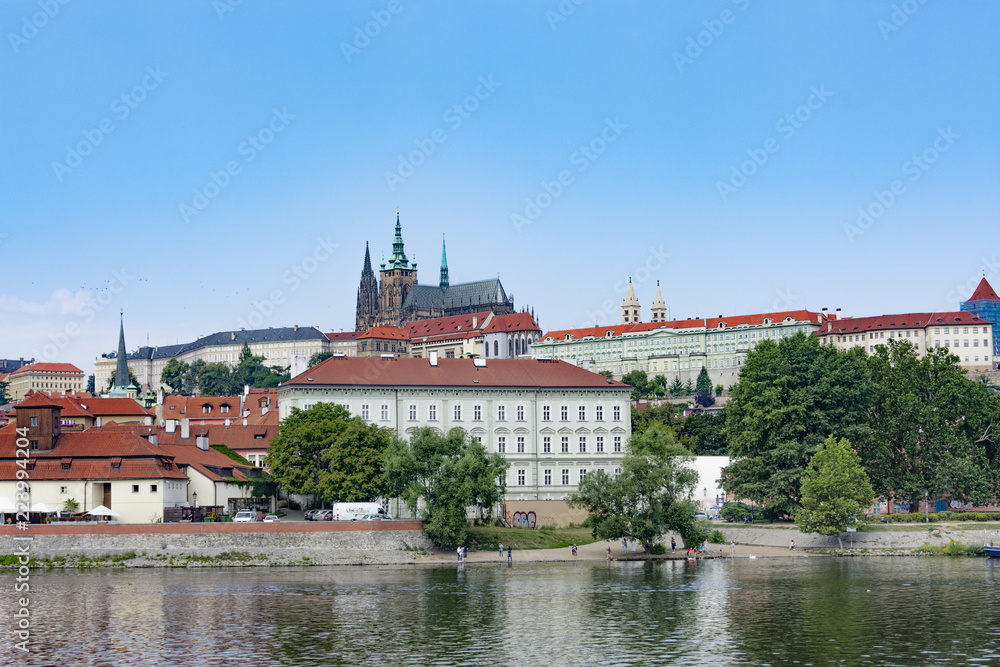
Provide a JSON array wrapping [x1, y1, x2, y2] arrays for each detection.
[[355, 212, 515, 329]]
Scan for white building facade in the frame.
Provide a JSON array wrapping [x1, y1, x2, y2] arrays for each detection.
[[277, 357, 632, 501]]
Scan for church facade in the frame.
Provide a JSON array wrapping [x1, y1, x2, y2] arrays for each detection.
[[355, 212, 516, 329]]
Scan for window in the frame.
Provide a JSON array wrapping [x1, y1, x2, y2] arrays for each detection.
[[498, 436, 506, 453], [517, 405, 525, 421], [474, 404, 482, 421], [561, 436, 569, 453], [544, 469, 552, 485], [361, 404, 370, 420], [454, 404, 462, 421], [614, 436, 622, 452], [429, 404, 437, 421], [381, 404, 389, 420], [596, 406, 603, 421], [543, 436, 551, 453], [203, 405, 211, 414], [579, 469, 587, 482], [150, 484, 157, 493], [517, 436, 525, 453], [562, 469, 570, 485], [498, 405, 506, 421], [579, 436, 587, 453], [561, 406, 568, 421], [475, 435, 483, 444], [613, 406, 621, 421], [597, 435, 604, 453], [543, 406, 550, 421], [132, 484, 139, 493], [221, 405, 229, 414], [409, 404, 417, 420], [30, 416, 38, 427], [518, 469, 525, 486], [60, 486, 67, 494], [303, 403, 314, 410]]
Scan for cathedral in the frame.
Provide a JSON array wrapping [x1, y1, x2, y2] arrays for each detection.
[[355, 212, 516, 330]]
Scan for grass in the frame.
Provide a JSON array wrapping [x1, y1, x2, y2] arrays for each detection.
[[465, 525, 599, 551]]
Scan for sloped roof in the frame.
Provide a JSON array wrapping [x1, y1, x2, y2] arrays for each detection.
[[967, 278, 1000, 302], [0, 459, 187, 481], [402, 279, 511, 311], [407, 311, 492, 341], [14, 393, 64, 409], [101, 327, 327, 362], [286, 357, 627, 389], [540, 310, 825, 342], [326, 331, 360, 341], [483, 312, 541, 334], [358, 326, 410, 341], [157, 444, 254, 482], [817, 311, 987, 336], [79, 398, 154, 417], [10, 362, 84, 375]]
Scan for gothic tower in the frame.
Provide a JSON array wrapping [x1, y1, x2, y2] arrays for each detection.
[[108, 314, 138, 398], [378, 210, 417, 327], [439, 235, 449, 290], [355, 242, 379, 332], [650, 280, 667, 323], [621, 278, 641, 324]]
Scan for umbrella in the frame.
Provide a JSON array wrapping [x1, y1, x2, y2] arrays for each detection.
[[86, 505, 121, 517], [30, 502, 58, 513], [0, 496, 16, 513]]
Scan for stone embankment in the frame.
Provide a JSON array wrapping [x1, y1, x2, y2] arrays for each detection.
[[0, 521, 434, 567], [716, 523, 1000, 551]]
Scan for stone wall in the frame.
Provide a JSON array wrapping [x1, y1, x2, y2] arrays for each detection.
[[0, 521, 433, 566], [716, 524, 1000, 550]]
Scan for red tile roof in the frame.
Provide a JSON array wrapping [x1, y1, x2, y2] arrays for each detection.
[[540, 310, 826, 342], [9, 362, 84, 375], [77, 398, 154, 417], [14, 393, 64, 409], [0, 459, 187, 481], [163, 396, 239, 420], [482, 312, 541, 334], [287, 357, 627, 389], [358, 326, 410, 341], [816, 311, 988, 336], [325, 331, 360, 341], [156, 444, 254, 482], [407, 312, 492, 340], [968, 278, 1000, 301]]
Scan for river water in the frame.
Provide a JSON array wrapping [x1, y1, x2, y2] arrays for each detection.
[[3, 557, 999, 666]]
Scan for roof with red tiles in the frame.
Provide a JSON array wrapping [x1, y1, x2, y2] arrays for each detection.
[[77, 397, 154, 417], [163, 395, 239, 420], [482, 312, 541, 334], [967, 277, 1000, 301], [14, 393, 64, 409], [0, 459, 188, 481], [111, 422, 277, 452], [325, 331, 360, 341], [286, 357, 628, 389], [816, 311, 989, 336], [358, 326, 410, 341], [540, 310, 826, 342], [156, 444, 254, 482], [0, 426, 166, 459], [406, 312, 492, 340], [9, 362, 84, 375]]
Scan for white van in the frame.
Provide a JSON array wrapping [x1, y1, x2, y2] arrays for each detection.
[[331, 503, 390, 521], [233, 510, 257, 523]]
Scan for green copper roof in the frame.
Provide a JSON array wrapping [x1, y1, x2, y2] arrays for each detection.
[[110, 315, 131, 395], [385, 211, 410, 270], [439, 235, 449, 290]]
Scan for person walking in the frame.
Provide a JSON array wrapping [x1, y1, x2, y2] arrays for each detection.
[[789, 540, 796, 551], [606, 543, 611, 559], [670, 536, 676, 552], [499, 542, 503, 558], [572, 544, 577, 557], [507, 545, 512, 564], [458, 546, 463, 562]]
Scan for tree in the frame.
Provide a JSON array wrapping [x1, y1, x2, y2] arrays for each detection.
[[795, 436, 874, 549], [652, 374, 668, 398], [160, 359, 190, 394], [267, 403, 391, 504], [569, 424, 700, 551], [384, 427, 508, 548], [858, 340, 1000, 508], [715, 384, 724, 397], [309, 351, 334, 367], [682, 412, 728, 455], [621, 370, 653, 401], [694, 367, 715, 407], [0, 380, 9, 404], [231, 343, 290, 391], [723, 333, 871, 519], [669, 377, 684, 396], [85, 375, 95, 394], [683, 378, 695, 395], [597, 370, 614, 379], [197, 362, 232, 396]]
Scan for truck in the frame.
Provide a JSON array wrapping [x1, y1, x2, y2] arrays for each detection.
[[331, 502, 390, 521]]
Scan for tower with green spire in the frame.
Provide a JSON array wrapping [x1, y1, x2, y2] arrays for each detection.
[[108, 314, 138, 399], [439, 235, 449, 291], [378, 208, 418, 326]]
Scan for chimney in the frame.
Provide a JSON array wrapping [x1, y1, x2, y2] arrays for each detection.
[[473, 316, 478, 328], [181, 418, 190, 439], [166, 420, 176, 434], [261, 405, 269, 415], [231, 332, 236, 341], [294, 324, 299, 331], [225, 418, 231, 428], [836, 308, 842, 320], [196, 434, 209, 451], [149, 434, 158, 446], [429, 351, 438, 367], [822, 308, 828, 318], [243, 418, 248, 427]]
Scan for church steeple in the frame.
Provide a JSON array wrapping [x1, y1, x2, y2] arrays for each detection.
[[650, 280, 667, 323], [109, 313, 136, 398], [621, 278, 641, 324], [439, 235, 449, 290], [386, 209, 410, 270], [356, 242, 379, 332]]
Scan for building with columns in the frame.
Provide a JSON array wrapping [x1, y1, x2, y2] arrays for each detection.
[[276, 356, 631, 501]]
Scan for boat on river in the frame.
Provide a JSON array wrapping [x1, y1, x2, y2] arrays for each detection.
[[985, 545, 1000, 558]]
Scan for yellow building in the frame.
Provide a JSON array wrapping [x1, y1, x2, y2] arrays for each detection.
[[7, 362, 84, 401]]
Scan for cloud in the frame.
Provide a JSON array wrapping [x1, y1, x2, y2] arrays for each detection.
[[0, 289, 93, 315]]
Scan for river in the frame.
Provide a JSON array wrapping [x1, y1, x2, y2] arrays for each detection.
[[4, 557, 999, 666]]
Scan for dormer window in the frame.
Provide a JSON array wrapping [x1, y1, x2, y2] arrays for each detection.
[[220, 404, 230, 414], [202, 405, 211, 414]]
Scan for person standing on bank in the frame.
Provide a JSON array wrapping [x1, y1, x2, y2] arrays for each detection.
[[499, 542, 503, 558], [671, 536, 676, 552], [507, 545, 512, 564]]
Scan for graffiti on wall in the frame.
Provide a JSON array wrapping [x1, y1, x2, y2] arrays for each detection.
[[510, 511, 536, 529]]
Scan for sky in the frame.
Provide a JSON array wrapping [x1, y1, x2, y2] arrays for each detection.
[[1, 1, 998, 376]]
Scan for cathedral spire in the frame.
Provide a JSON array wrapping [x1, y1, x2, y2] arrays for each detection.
[[109, 313, 134, 397], [386, 208, 410, 270], [439, 234, 449, 290], [621, 278, 641, 325]]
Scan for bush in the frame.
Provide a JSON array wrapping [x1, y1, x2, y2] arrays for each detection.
[[651, 543, 666, 555], [286, 499, 301, 511], [720, 502, 755, 523], [709, 530, 725, 544], [943, 539, 966, 555], [966, 542, 985, 556], [687, 521, 712, 546]]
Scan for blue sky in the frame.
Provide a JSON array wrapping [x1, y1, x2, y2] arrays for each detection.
[[1, 1, 998, 375]]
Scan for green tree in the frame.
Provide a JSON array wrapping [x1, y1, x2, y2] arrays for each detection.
[[669, 377, 684, 396], [160, 359, 190, 394], [569, 424, 700, 551], [85, 375, 95, 394], [682, 412, 728, 455], [651, 374, 668, 398], [723, 333, 871, 519], [858, 340, 1000, 508], [309, 351, 334, 367], [683, 378, 695, 395], [0, 379, 10, 404], [795, 436, 874, 549], [231, 342, 290, 391], [384, 427, 508, 548], [694, 367, 714, 407], [597, 370, 614, 379], [621, 370, 653, 401], [197, 362, 232, 396], [715, 384, 724, 397], [267, 403, 391, 503]]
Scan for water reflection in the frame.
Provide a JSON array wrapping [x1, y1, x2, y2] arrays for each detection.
[[3, 559, 999, 666]]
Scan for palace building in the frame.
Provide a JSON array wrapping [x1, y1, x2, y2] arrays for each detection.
[[355, 212, 515, 330]]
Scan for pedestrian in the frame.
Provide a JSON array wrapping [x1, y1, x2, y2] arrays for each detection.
[[572, 544, 577, 557], [507, 545, 512, 564], [462, 545, 467, 561], [670, 536, 676, 552], [499, 541, 503, 558], [789, 540, 796, 551], [730, 540, 735, 558], [622, 536, 627, 551], [606, 543, 611, 559], [703, 539, 709, 554], [458, 546, 463, 562]]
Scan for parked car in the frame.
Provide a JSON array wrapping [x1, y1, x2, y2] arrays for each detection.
[[319, 510, 334, 521], [233, 510, 257, 523], [356, 514, 393, 521], [304, 509, 324, 521], [263, 515, 280, 523]]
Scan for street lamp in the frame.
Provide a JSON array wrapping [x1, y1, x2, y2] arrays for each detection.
[[192, 491, 198, 508]]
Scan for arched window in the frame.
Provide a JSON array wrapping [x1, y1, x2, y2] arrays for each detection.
[[484, 342, 489, 358], [494, 340, 499, 357]]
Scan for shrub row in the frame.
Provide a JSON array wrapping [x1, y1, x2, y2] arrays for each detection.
[[876, 511, 1000, 523]]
